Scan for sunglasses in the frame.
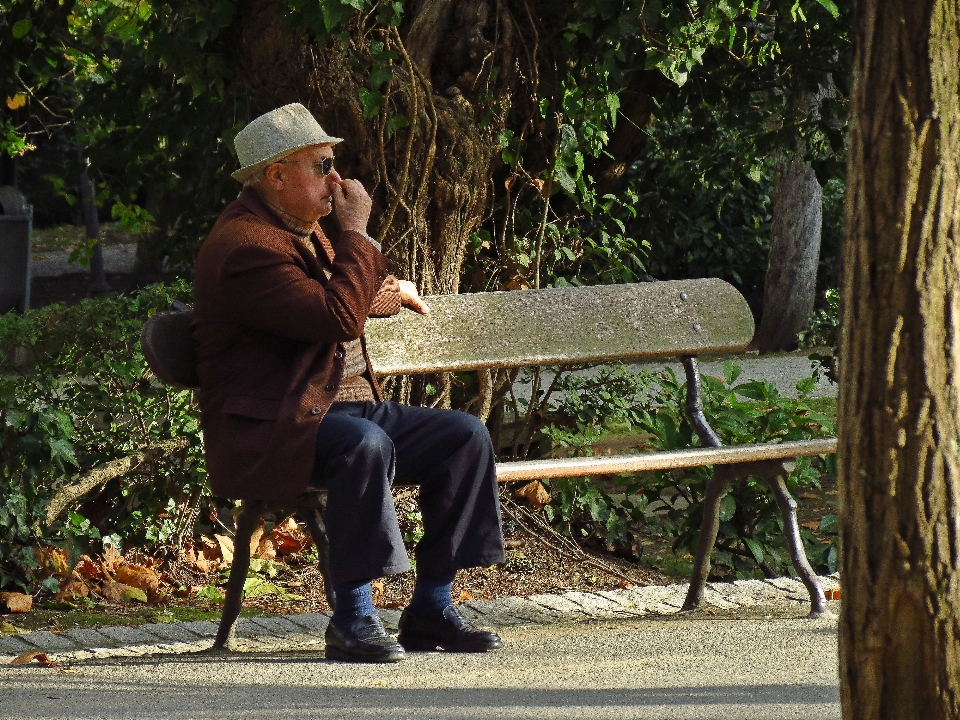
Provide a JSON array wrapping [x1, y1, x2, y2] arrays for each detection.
[[277, 156, 335, 176]]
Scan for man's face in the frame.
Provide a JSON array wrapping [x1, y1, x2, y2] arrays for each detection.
[[270, 144, 341, 222]]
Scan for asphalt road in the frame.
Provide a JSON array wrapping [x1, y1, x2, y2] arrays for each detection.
[[0, 613, 839, 720]]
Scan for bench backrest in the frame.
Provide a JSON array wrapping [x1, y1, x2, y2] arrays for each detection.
[[140, 279, 754, 388], [364, 279, 754, 374]]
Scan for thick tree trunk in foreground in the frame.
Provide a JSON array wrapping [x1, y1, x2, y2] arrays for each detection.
[[839, 1, 960, 718], [755, 148, 822, 351]]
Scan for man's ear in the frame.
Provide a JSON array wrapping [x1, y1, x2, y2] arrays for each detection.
[[263, 163, 284, 189]]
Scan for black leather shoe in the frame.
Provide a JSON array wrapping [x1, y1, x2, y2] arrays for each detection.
[[325, 614, 405, 663], [398, 605, 502, 652]]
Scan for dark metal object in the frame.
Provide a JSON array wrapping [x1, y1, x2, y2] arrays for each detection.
[[78, 153, 110, 297], [212, 491, 334, 650], [679, 356, 829, 617], [0, 185, 32, 313]]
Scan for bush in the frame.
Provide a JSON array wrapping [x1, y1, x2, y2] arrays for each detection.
[[0, 281, 204, 591], [539, 362, 837, 578]]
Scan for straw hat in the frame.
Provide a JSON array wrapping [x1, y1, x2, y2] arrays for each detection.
[[231, 103, 343, 183]]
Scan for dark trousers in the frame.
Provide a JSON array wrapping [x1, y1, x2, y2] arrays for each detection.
[[311, 401, 505, 586]]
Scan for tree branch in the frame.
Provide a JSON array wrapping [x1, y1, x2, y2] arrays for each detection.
[[45, 437, 191, 525]]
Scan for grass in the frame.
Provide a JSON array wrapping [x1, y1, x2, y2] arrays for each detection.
[[1, 603, 280, 635]]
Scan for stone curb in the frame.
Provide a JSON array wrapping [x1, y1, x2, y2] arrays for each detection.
[[0, 574, 840, 664]]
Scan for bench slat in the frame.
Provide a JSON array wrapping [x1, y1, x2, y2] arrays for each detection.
[[494, 438, 837, 483], [365, 279, 755, 375]]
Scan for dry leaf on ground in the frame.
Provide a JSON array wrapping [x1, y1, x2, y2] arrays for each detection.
[[54, 582, 90, 603], [458, 588, 474, 602], [249, 525, 264, 556], [115, 565, 160, 594], [256, 537, 277, 561], [72, 556, 103, 582], [102, 545, 123, 573], [514, 480, 551, 509], [214, 534, 235, 565], [11, 651, 59, 668], [100, 581, 147, 603], [371, 581, 385, 604], [271, 518, 310, 556], [800, 521, 820, 530], [0, 592, 33, 613]]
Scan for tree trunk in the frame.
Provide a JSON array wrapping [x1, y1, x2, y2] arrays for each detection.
[[237, 0, 520, 297], [839, 1, 960, 717], [754, 89, 826, 353]]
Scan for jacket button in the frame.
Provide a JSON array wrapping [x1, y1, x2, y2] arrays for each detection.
[[335, 349, 345, 360], [324, 385, 335, 392], [309, 407, 322, 415]]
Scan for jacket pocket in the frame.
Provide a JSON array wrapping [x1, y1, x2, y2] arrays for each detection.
[[222, 396, 282, 420]]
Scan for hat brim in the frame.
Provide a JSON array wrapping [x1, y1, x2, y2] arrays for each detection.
[[230, 137, 343, 183]]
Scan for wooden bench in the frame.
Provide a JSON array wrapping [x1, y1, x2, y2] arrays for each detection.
[[141, 279, 836, 649]]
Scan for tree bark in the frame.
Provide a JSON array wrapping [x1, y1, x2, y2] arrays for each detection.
[[839, 1, 960, 717], [755, 87, 828, 353]]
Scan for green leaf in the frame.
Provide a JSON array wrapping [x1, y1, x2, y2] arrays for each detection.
[[818, 514, 838, 533], [718, 494, 736, 522], [386, 113, 409, 138], [814, 0, 840, 18], [742, 537, 765, 565], [358, 87, 383, 119], [12, 19, 32, 39]]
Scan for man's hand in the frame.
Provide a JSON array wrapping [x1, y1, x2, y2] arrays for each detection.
[[398, 279, 430, 314], [331, 179, 372, 234]]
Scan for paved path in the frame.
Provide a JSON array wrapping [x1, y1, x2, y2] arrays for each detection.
[[0, 577, 841, 719]]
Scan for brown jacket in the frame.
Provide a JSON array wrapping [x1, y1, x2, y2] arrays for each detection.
[[192, 187, 398, 500]]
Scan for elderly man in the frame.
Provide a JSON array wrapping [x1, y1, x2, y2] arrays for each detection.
[[192, 103, 505, 663]]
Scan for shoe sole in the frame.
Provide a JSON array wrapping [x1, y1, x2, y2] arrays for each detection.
[[398, 634, 502, 653], [325, 645, 406, 663]]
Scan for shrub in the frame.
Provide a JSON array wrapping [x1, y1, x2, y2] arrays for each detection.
[[0, 281, 204, 591], [539, 362, 837, 578]]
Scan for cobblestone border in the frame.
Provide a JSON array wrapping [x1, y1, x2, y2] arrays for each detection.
[[0, 575, 840, 663]]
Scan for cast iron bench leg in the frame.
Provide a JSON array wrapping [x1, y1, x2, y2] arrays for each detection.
[[679, 356, 829, 617], [683, 465, 737, 610], [762, 470, 829, 616], [212, 502, 262, 650]]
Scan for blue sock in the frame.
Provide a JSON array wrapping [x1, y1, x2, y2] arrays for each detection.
[[331, 580, 375, 626], [408, 572, 456, 617]]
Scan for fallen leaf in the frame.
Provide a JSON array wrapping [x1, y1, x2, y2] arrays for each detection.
[[115, 565, 160, 594], [100, 581, 146, 603], [371, 581, 385, 604], [504, 175, 517, 191], [54, 582, 90, 603], [270, 518, 309, 556], [72, 556, 102, 581], [826, 588, 841, 601], [800, 521, 820, 530], [458, 588, 474, 602], [0, 592, 33, 613], [514, 480, 551, 509], [214, 534, 235, 565], [256, 536, 277, 561], [1, 621, 21, 635], [32, 546, 68, 577], [102, 545, 123, 574], [798, 493, 819, 499], [11, 651, 59, 668], [249, 525, 264, 557]]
